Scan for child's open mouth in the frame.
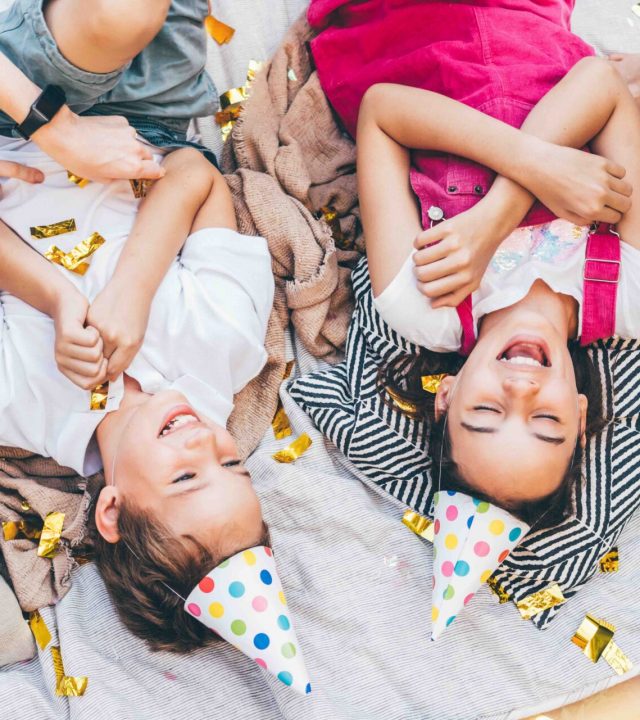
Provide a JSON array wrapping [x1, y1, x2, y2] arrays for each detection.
[[497, 336, 551, 368], [158, 404, 201, 437]]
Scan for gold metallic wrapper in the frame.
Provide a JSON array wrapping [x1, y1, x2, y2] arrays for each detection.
[[402, 509, 434, 542], [272, 433, 312, 463], [29, 610, 52, 651], [45, 232, 105, 275], [317, 205, 353, 251], [204, 14, 235, 45], [51, 647, 88, 697], [220, 87, 248, 110], [2, 518, 43, 541], [599, 547, 619, 573], [572, 614, 615, 662], [90, 382, 109, 411], [283, 359, 295, 381], [37, 511, 65, 559], [216, 61, 265, 141], [20, 500, 31, 512], [385, 386, 420, 417], [30, 219, 76, 240], [272, 402, 292, 440], [421, 374, 447, 394], [67, 172, 90, 188], [487, 576, 510, 604], [601, 640, 634, 676], [516, 583, 565, 620], [130, 179, 154, 199]]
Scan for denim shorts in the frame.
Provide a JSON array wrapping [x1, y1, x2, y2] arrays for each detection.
[[0, 0, 217, 141]]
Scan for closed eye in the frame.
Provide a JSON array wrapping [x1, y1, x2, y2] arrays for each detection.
[[172, 472, 196, 484], [473, 405, 500, 413], [533, 414, 560, 422]]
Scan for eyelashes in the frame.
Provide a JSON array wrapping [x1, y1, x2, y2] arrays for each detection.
[[222, 459, 241, 468], [172, 472, 196, 484]]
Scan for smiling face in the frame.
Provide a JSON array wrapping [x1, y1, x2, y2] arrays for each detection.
[[436, 305, 588, 507], [95, 388, 264, 559]]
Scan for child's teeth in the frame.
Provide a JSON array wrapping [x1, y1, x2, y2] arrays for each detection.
[[500, 356, 541, 367]]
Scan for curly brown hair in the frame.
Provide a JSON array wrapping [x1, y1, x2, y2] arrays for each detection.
[[90, 500, 270, 653]]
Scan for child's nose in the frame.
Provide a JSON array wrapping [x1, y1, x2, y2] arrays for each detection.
[[184, 425, 216, 451], [503, 376, 540, 397]]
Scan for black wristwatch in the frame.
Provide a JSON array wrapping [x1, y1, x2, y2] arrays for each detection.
[[15, 85, 67, 140]]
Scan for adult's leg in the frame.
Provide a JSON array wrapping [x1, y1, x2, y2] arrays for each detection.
[[42, 0, 171, 74]]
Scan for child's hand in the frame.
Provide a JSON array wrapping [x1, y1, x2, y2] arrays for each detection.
[[87, 282, 150, 381], [53, 291, 107, 390], [526, 141, 632, 226], [413, 205, 498, 308]]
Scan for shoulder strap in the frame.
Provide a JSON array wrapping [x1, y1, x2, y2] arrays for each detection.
[[581, 224, 621, 346]]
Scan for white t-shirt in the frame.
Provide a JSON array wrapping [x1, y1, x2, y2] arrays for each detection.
[[374, 218, 640, 352], [0, 137, 274, 476]]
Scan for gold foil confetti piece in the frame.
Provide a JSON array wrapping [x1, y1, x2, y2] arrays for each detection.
[[45, 232, 105, 275], [601, 640, 634, 675], [487, 576, 510, 604], [402, 509, 434, 542], [572, 614, 616, 662], [385, 386, 420, 417], [204, 14, 235, 44], [21, 499, 31, 512], [37, 512, 65, 559], [272, 402, 292, 440], [516, 584, 565, 620], [67, 172, 90, 188], [287, 68, 298, 82], [421, 374, 447, 394], [2, 518, 43, 542], [90, 382, 109, 411], [51, 647, 88, 697], [29, 611, 52, 651], [317, 205, 353, 250], [599, 547, 619, 573], [30, 219, 76, 240], [216, 61, 265, 141], [129, 179, 154, 199], [283, 360, 295, 381], [272, 433, 312, 463], [633, 3, 640, 19]]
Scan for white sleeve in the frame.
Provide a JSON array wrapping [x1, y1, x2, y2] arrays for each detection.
[[616, 243, 640, 339], [180, 227, 275, 389], [372, 253, 461, 353]]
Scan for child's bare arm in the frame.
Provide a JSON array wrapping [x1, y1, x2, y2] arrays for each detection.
[[87, 148, 234, 380], [358, 57, 631, 300], [0, 219, 106, 389]]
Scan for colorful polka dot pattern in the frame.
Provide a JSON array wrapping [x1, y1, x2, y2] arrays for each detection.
[[184, 546, 312, 695], [430, 490, 530, 641]]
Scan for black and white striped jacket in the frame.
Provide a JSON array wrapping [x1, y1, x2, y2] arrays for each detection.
[[289, 257, 640, 629]]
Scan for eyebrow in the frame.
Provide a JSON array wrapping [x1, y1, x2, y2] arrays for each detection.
[[460, 422, 566, 445]]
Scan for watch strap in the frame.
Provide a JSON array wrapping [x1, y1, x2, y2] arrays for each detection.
[[15, 85, 66, 140]]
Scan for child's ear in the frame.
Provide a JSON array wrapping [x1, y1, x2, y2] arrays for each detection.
[[94, 486, 122, 543], [578, 393, 589, 449], [434, 375, 456, 421]]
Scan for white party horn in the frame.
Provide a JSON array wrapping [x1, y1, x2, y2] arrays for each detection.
[[184, 546, 312, 695], [430, 491, 530, 640]]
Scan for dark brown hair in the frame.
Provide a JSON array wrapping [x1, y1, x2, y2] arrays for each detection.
[[380, 341, 605, 527], [89, 501, 272, 654]]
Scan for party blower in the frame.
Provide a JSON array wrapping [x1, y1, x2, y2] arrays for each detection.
[[430, 491, 530, 640], [185, 546, 312, 694]]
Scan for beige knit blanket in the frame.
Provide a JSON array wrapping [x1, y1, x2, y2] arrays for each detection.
[[0, 16, 361, 610], [224, 16, 362, 457]]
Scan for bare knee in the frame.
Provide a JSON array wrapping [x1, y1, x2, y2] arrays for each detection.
[[163, 148, 219, 205], [571, 56, 625, 95]]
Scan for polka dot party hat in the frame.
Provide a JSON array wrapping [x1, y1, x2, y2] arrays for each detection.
[[184, 546, 312, 695], [430, 491, 530, 641]]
